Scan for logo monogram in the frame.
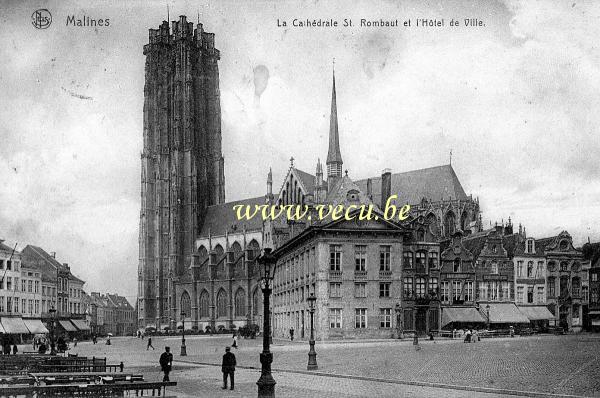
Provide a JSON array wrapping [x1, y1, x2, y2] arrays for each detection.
[[32, 9, 52, 29]]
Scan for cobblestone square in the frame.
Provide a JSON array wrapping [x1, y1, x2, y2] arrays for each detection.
[[66, 334, 600, 397]]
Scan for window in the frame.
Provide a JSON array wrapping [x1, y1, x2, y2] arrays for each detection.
[[428, 252, 438, 269], [527, 287, 534, 303], [14, 298, 19, 313], [429, 277, 438, 295], [355, 308, 367, 328], [560, 262, 569, 271], [355, 283, 367, 298], [452, 281, 462, 303], [329, 245, 342, 271], [560, 276, 569, 296], [216, 290, 227, 318], [572, 278, 581, 297], [527, 262, 533, 278], [234, 289, 246, 317], [415, 278, 426, 298], [527, 239, 534, 253], [489, 281, 499, 301], [479, 282, 488, 301], [465, 281, 474, 302], [21, 280, 26, 292], [6, 261, 11, 271], [35, 281, 39, 293], [329, 308, 342, 328], [583, 286, 589, 302], [453, 258, 461, 273], [491, 261, 498, 274], [380, 308, 392, 328], [379, 246, 391, 271], [517, 286, 524, 303], [517, 261, 523, 277], [537, 287, 544, 303], [379, 282, 390, 298], [6, 277, 11, 291], [592, 289, 599, 304], [7, 297, 11, 313], [548, 277, 556, 297], [403, 277, 413, 298], [0, 297, 3, 312], [403, 252, 413, 268], [355, 245, 366, 272], [501, 282, 510, 301], [28, 280, 32, 293], [441, 282, 450, 303], [537, 262, 544, 278], [592, 273, 598, 282], [329, 282, 342, 298], [415, 252, 426, 273], [28, 300, 33, 314]]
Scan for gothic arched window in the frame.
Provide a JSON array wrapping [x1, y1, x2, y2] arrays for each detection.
[[460, 211, 469, 231], [234, 288, 246, 317], [199, 290, 210, 318], [180, 291, 191, 317], [216, 289, 228, 318], [444, 211, 456, 236]]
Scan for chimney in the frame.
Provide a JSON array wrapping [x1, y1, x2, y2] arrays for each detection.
[[381, 169, 392, 209], [51, 252, 56, 258], [366, 178, 373, 200]]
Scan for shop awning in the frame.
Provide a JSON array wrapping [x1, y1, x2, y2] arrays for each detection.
[[517, 306, 555, 321], [486, 303, 530, 324], [588, 310, 600, 316], [58, 320, 77, 332], [442, 307, 486, 327], [23, 319, 49, 334], [1, 317, 30, 334], [70, 319, 90, 331], [592, 320, 600, 326]]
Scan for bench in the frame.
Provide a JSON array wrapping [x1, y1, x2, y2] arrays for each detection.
[[0, 381, 177, 397]]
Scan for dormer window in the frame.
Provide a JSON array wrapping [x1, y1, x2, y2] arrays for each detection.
[[453, 258, 461, 273], [491, 261, 498, 274], [527, 239, 534, 253], [346, 189, 360, 202], [492, 245, 497, 254]]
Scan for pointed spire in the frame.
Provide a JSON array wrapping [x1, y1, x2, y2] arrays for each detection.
[[326, 61, 343, 177], [267, 167, 272, 184]]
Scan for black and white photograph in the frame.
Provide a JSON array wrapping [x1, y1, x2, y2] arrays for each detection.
[[1, 0, 599, 396]]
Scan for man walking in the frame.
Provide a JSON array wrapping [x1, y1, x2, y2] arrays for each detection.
[[147, 336, 155, 350], [221, 346, 236, 390], [159, 347, 173, 382], [289, 327, 294, 341]]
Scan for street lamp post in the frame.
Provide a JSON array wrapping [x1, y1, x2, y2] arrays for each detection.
[[180, 311, 187, 356], [306, 293, 318, 370], [256, 248, 277, 398], [49, 306, 57, 355], [395, 303, 403, 339], [486, 304, 491, 330]]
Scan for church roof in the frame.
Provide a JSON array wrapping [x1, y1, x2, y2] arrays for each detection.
[[294, 168, 315, 195], [355, 164, 469, 206], [199, 196, 270, 237]]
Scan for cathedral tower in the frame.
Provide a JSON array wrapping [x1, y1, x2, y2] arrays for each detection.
[[138, 16, 225, 328]]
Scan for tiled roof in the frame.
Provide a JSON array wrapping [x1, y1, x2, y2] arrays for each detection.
[[502, 234, 520, 258], [199, 196, 269, 238], [461, 235, 487, 259], [355, 165, 469, 207], [582, 242, 600, 266], [0, 241, 15, 252], [21, 245, 85, 285]]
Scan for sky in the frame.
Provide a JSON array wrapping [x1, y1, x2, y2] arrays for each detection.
[[1, 0, 599, 300]]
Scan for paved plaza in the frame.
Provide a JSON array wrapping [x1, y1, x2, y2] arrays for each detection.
[[63, 334, 600, 397]]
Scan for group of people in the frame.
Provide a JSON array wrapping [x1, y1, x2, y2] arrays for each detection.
[[462, 329, 480, 343], [158, 345, 237, 391]]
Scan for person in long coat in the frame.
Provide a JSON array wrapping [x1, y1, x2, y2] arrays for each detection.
[[159, 347, 173, 382], [221, 346, 236, 390]]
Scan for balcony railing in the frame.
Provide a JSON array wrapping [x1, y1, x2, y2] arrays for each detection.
[[354, 270, 367, 280], [329, 270, 342, 279], [379, 270, 392, 279]]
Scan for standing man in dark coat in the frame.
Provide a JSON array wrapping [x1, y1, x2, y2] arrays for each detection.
[[221, 346, 236, 390], [159, 347, 173, 382]]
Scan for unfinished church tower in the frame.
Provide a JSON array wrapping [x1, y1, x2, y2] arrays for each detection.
[[138, 16, 225, 329]]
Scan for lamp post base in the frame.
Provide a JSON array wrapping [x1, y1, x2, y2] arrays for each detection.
[[180, 340, 187, 356], [307, 340, 318, 370], [257, 352, 276, 398]]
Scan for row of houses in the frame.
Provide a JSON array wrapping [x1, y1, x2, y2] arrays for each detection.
[[0, 240, 135, 338]]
